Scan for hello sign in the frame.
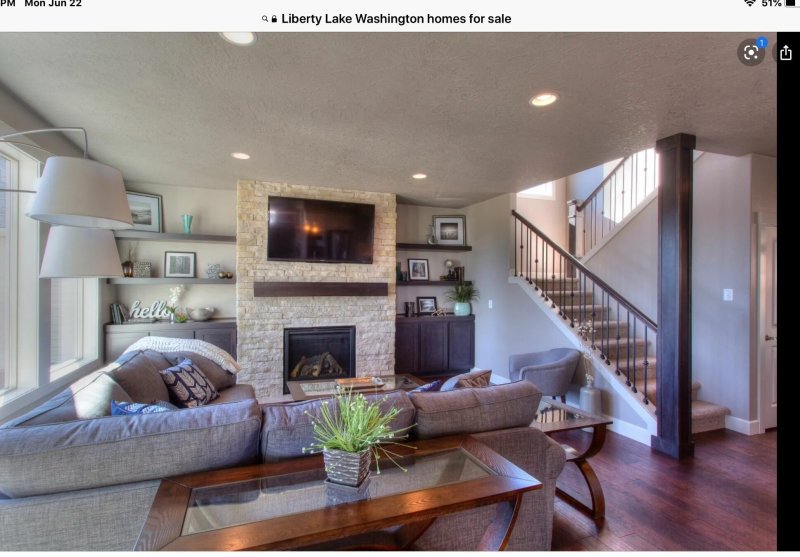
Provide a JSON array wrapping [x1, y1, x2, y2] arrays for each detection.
[[130, 300, 172, 319]]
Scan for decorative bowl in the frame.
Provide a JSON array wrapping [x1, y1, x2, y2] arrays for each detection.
[[188, 307, 214, 321]]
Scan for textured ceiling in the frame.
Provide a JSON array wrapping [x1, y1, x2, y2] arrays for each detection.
[[0, 33, 777, 207]]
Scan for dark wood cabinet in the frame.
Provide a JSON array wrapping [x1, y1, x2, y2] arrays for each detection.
[[104, 319, 237, 362], [395, 315, 474, 375]]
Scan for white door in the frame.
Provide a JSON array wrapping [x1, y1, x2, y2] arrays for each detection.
[[758, 224, 777, 431]]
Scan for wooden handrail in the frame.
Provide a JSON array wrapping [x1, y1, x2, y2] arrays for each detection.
[[575, 156, 629, 212], [511, 209, 658, 331]]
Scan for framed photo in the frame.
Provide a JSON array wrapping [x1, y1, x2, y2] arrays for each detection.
[[408, 258, 429, 281], [433, 215, 466, 246], [417, 296, 438, 315], [164, 251, 196, 278], [127, 191, 163, 232]]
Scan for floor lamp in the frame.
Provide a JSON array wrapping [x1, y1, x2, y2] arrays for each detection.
[[0, 127, 133, 277]]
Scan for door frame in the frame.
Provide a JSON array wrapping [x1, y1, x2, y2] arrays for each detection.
[[756, 211, 777, 434]]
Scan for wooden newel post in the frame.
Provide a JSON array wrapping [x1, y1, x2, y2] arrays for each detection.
[[651, 133, 696, 459]]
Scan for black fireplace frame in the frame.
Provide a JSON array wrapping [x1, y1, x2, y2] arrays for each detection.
[[283, 325, 356, 394]]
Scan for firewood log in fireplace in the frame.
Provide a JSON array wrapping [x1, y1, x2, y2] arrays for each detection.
[[289, 352, 344, 378]]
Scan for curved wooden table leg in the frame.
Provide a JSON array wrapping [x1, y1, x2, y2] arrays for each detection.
[[476, 494, 523, 551], [556, 458, 606, 519]]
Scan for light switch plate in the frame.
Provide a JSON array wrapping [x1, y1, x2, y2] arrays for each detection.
[[723, 289, 734, 302]]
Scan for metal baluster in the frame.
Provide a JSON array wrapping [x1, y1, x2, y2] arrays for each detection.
[[533, 232, 538, 289], [616, 301, 621, 371], [621, 310, 629, 377], [643, 327, 649, 404], [629, 317, 636, 388], [591, 280, 597, 351], [514, 217, 518, 277], [550, 244, 556, 308]]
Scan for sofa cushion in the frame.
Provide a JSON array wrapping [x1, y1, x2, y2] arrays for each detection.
[[411, 379, 443, 393], [440, 369, 492, 392], [409, 381, 541, 439], [161, 351, 237, 391], [106, 350, 171, 403], [160, 358, 219, 408], [0, 399, 261, 498], [260, 390, 415, 462], [207, 383, 256, 405], [0, 371, 132, 428], [110, 400, 178, 415]]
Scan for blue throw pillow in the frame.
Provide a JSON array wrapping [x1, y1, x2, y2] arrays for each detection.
[[111, 400, 178, 416], [411, 380, 443, 393]]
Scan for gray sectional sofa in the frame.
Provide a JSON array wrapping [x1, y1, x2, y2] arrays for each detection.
[[0, 349, 565, 551]]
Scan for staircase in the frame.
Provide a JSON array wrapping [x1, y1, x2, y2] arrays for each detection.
[[511, 210, 730, 438]]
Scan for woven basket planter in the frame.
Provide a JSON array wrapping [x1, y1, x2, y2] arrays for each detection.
[[323, 448, 372, 488]]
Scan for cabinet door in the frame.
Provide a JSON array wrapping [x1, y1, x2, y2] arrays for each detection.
[[419, 321, 448, 372], [105, 332, 148, 362], [448, 320, 475, 371], [197, 328, 238, 359], [158, 330, 195, 341], [394, 321, 419, 373]]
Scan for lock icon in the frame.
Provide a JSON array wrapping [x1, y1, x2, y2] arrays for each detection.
[[271, 15, 277, 23]]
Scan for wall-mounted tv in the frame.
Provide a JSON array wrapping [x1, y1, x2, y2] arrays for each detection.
[[267, 196, 375, 264]]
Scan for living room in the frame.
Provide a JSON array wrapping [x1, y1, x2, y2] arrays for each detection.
[[0, 24, 784, 552]]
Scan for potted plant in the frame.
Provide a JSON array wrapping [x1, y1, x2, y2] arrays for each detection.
[[446, 282, 479, 316], [304, 389, 411, 489]]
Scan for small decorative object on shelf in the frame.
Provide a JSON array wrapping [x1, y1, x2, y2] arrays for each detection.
[[187, 307, 214, 321], [433, 215, 466, 246], [416, 296, 437, 315], [426, 224, 437, 245], [405, 301, 415, 317], [165, 284, 187, 322], [164, 251, 196, 278], [431, 308, 447, 317], [218, 271, 233, 279], [206, 263, 221, 279], [303, 388, 412, 489], [126, 191, 163, 233], [121, 244, 136, 278], [444, 259, 456, 280], [132, 262, 152, 278], [130, 299, 171, 320], [446, 282, 479, 316], [408, 258, 429, 281], [454, 266, 465, 284], [396, 261, 403, 282], [181, 214, 193, 234]]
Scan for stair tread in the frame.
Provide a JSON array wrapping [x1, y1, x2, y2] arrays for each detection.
[[692, 400, 731, 418]]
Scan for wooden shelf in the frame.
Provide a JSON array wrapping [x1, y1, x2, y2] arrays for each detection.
[[114, 230, 236, 243], [397, 280, 461, 287], [396, 243, 472, 252], [107, 278, 236, 285]]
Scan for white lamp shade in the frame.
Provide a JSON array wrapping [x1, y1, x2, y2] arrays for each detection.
[[27, 156, 133, 229], [40, 226, 123, 278]]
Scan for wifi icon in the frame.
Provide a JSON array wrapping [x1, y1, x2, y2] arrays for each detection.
[[744, 0, 756, 5]]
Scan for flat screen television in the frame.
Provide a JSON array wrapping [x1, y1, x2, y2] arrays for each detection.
[[267, 196, 375, 264]]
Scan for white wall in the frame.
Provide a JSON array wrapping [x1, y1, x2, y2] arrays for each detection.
[[515, 178, 568, 247], [111, 183, 237, 319], [583, 198, 658, 320], [692, 153, 754, 421]]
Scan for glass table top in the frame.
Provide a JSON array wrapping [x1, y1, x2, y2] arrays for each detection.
[[182, 447, 493, 535]]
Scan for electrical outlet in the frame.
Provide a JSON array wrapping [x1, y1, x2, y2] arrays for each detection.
[[723, 289, 734, 302], [488, 299, 493, 309]]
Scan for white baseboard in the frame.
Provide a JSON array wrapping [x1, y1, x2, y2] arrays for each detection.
[[725, 415, 760, 435], [605, 417, 653, 446]]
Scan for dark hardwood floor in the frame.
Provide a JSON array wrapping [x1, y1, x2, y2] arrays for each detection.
[[550, 428, 777, 551]]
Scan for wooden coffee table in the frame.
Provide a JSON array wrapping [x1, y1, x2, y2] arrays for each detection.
[[287, 374, 425, 401], [135, 435, 541, 551], [530, 399, 612, 519]]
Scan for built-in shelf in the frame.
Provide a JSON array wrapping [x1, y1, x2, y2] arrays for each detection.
[[397, 280, 465, 287], [113, 230, 236, 243], [254, 282, 388, 297], [396, 243, 472, 252], [107, 278, 236, 285]]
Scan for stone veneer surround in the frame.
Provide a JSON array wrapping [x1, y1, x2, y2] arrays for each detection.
[[236, 181, 397, 399]]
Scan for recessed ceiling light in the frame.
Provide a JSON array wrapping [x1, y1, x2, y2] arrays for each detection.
[[412, 173, 427, 180], [219, 32, 257, 46], [529, 92, 559, 107], [231, 152, 251, 160]]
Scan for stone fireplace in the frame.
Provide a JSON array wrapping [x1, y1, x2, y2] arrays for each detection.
[[283, 326, 356, 393], [236, 181, 396, 399]]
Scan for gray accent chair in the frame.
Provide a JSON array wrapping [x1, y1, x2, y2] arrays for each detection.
[[509, 348, 581, 403]]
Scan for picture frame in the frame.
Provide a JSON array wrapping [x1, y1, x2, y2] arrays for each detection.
[[433, 215, 466, 246], [164, 251, 196, 278], [408, 258, 429, 281], [127, 191, 163, 232], [417, 296, 438, 315]]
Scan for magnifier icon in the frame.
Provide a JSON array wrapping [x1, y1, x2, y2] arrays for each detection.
[[262, 15, 269, 21]]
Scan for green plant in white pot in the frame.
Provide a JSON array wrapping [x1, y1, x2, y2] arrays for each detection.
[[447, 282, 479, 316], [303, 389, 411, 489]]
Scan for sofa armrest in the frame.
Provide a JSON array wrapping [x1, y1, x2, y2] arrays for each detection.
[[471, 426, 566, 482]]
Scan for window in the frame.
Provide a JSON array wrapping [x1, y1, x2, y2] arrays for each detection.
[[0, 142, 101, 413], [518, 181, 555, 200]]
